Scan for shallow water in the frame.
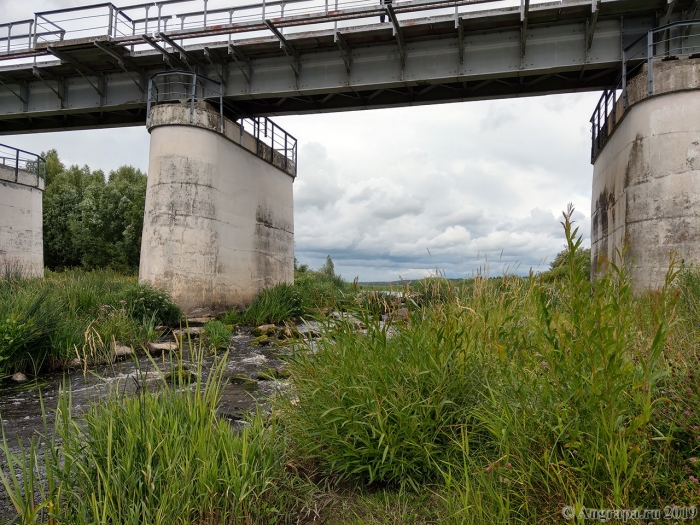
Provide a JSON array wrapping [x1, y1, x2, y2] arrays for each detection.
[[0, 325, 299, 522]]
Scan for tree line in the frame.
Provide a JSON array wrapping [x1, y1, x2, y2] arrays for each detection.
[[41, 150, 147, 273]]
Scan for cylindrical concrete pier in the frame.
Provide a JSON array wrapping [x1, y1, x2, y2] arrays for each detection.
[[0, 164, 44, 278], [139, 102, 295, 315], [591, 58, 700, 289]]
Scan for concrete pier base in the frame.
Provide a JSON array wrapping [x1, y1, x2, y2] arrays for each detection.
[[591, 59, 700, 290], [139, 103, 295, 315], [0, 166, 44, 278]]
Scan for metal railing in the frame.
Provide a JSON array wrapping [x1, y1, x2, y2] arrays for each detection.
[[0, 143, 46, 189], [240, 115, 298, 176], [0, 0, 555, 60], [590, 20, 700, 162], [146, 71, 297, 176], [147, 70, 224, 131]]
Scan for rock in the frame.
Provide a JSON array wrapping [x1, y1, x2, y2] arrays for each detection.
[[155, 325, 167, 332], [300, 330, 321, 340], [252, 324, 277, 337], [241, 379, 259, 392], [186, 317, 214, 325], [173, 327, 204, 339], [146, 341, 179, 355], [11, 372, 27, 382], [255, 366, 291, 381], [113, 342, 133, 359], [391, 308, 409, 322], [229, 374, 250, 385], [250, 335, 273, 347], [164, 368, 197, 385], [68, 357, 82, 368]]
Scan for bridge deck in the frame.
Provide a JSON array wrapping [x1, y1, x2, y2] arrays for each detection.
[[0, 0, 689, 133]]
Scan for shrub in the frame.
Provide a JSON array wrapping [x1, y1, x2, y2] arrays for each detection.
[[242, 283, 305, 325], [281, 303, 488, 489], [123, 284, 181, 327], [1, 355, 291, 525], [203, 320, 232, 349]]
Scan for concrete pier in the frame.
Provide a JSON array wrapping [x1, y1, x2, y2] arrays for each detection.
[[591, 58, 700, 290], [0, 164, 44, 278], [139, 102, 295, 315]]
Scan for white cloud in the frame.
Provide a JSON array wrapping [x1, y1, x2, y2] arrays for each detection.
[[3, 1, 600, 282]]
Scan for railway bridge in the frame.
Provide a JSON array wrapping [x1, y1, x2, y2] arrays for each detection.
[[1, 0, 699, 310]]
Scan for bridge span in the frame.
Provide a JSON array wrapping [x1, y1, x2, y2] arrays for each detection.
[[1, 0, 700, 310], [0, 0, 683, 133]]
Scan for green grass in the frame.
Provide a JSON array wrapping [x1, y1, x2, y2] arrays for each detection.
[[221, 271, 352, 327], [203, 320, 233, 349], [4, 208, 700, 524], [0, 269, 181, 376], [1, 350, 298, 525]]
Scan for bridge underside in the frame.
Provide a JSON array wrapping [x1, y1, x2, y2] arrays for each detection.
[[0, 0, 688, 133]]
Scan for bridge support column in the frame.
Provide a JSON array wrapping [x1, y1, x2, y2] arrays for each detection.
[[0, 163, 44, 278], [591, 58, 700, 290], [139, 103, 295, 315]]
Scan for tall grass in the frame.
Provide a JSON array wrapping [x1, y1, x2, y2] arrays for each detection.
[[0, 270, 181, 375], [281, 206, 696, 521], [1, 351, 294, 525]]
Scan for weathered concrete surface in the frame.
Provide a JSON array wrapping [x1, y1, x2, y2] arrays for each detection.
[[591, 59, 700, 290], [0, 166, 44, 277], [139, 103, 295, 315]]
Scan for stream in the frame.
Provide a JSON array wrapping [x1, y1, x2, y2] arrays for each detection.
[[0, 323, 313, 522]]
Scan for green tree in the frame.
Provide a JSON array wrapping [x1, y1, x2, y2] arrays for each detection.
[[42, 151, 148, 272], [320, 255, 335, 278], [71, 165, 147, 272], [43, 164, 102, 269]]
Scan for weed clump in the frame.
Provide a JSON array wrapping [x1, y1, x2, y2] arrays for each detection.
[[1, 355, 292, 525]]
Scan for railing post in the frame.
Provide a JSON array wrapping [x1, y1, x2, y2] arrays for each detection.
[[146, 76, 153, 127], [647, 29, 654, 96], [14, 148, 19, 182], [190, 73, 197, 124], [6, 24, 11, 54], [114, 10, 120, 37], [622, 50, 627, 110], [108, 6, 114, 39], [158, 4, 163, 34], [204, 0, 208, 28], [144, 5, 150, 34], [284, 132, 288, 170], [219, 82, 224, 133], [596, 103, 601, 153], [262, 0, 266, 23], [33, 15, 38, 48]]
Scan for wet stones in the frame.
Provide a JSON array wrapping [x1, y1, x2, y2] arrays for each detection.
[[254, 366, 291, 381], [252, 324, 277, 337], [173, 326, 204, 339], [147, 341, 179, 355], [164, 367, 197, 385], [113, 342, 133, 359]]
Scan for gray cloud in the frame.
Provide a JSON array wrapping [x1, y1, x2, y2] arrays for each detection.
[[4, 1, 600, 282]]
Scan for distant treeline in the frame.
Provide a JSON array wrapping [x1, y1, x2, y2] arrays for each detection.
[[42, 150, 147, 273]]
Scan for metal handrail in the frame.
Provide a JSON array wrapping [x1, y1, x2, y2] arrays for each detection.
[[0, 0, 553, 59], [240, 115, 298, 176], [146, 71, 297, 176], [0, 143, 47, 190], [590, 20, 700, 163]]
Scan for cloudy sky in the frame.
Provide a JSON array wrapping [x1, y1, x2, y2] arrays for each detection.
[[3, 0, 598, 282]]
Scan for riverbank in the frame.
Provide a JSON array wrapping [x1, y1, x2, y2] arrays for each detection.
[[2, 216, 700, 523]]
